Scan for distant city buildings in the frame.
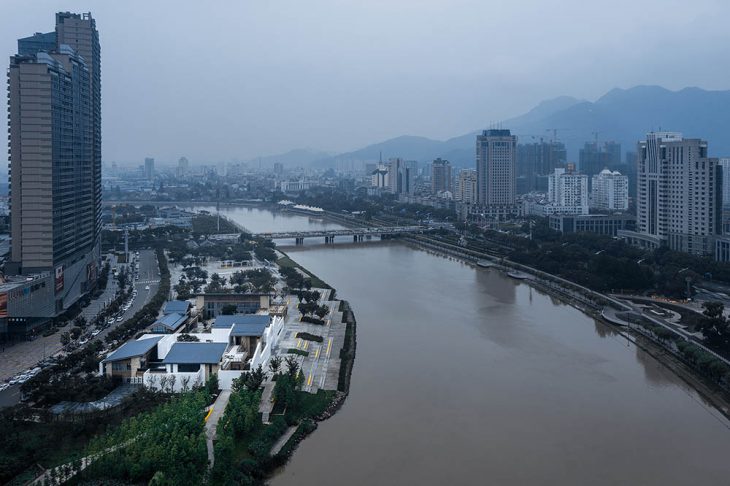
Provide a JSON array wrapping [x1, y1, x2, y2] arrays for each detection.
[[579, 141, 621, 183], [455, 169, 478, 205], [537, 168, 588, 215], [549, 213, 636, 237], [431, 158, 452, 194], [476, 129, 517, 210], [619, 132, 720, 256], [177, 156, 190, 177], [144, 157, 155, 180], [273, 162, 284, 176], [388, 158, 415, 196], [719, 158, 730, 209], [5, 12, 101, 337], [278, 180, 316, 193], [591, 169, 629, 211], [516, 139, 566, 193]]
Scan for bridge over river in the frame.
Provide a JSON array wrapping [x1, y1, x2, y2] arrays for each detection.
[[253, 226, 425, 244]]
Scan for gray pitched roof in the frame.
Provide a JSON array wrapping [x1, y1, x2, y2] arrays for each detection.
[[103, 336, 163, 363], [162, 342, 227, 364], [212, 314, 270, 329]]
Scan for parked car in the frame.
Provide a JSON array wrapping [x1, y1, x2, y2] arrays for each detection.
[[116, 317, 123, 322], [0, 383, 10, 392], [145, 285, 150, 290], [92, 330, 101, 337]]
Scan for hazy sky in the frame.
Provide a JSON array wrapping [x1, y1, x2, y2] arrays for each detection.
[[3, 0, 729, 165]]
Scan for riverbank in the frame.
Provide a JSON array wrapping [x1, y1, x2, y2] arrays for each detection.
[[258, 255, 356, 476], [401, 235, 730, 421]]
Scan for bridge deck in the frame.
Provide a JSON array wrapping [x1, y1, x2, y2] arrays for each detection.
[[253, 226, 424, 239]]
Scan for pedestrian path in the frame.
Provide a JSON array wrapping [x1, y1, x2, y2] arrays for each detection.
[[205, 389, 231, 467]]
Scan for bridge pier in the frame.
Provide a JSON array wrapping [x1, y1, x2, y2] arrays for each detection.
[[324, 235, 335, 244], [295, 237, 304, 245]]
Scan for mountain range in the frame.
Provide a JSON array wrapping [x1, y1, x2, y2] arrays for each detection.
[[261, 86, 730, 169]]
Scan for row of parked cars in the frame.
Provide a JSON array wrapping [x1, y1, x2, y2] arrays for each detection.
[[1, 358, 55, 391]]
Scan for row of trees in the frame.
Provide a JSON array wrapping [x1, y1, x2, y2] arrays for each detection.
[[297, 290, 329, 323], [81, 388, 211, 485]]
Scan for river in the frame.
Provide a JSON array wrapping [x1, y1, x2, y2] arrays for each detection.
[[207, 205, 730, 485]]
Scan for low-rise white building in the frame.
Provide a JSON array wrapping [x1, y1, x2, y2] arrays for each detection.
[[100, 313, 284, 392]]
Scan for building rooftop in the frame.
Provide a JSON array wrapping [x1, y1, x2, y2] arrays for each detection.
[[230, 321, 268, 337], [162, 342, 227, 364], [212, 314, 270, 329], [103, 336, 163, 363], [153, 313, 187, 331], [163, 300, 190, 315]]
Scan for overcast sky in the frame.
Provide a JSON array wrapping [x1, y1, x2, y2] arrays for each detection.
[[3, 0, 729, 166]]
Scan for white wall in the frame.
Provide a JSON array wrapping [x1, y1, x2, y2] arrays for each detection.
[[218, 370, 244, 390]]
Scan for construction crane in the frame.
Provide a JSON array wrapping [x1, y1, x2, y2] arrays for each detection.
[[545, 128, 571, 142]]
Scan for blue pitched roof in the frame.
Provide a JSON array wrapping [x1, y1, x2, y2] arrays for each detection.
[[103, 336, 163, 363], [212, 314, 270, 329], [231, 322, 267, 337], [153, 313, 186, 331], [162, 342, 227, 364], [163, 300, 190, 314]]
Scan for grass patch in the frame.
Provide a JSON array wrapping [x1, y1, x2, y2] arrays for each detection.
[[296, 332, 324, 342], [287, 349, 309, 357], [298, 389, 336, 417]]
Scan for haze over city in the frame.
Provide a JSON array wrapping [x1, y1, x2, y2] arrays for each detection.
[[6, 3, 730, 485], [2, 0, 730, 165]]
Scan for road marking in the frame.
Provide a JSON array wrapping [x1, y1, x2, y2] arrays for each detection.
[[314, 346, 320, 360], [304, 340, 309, 351], [296, 338, 302, 349], [307, 373, 313, 387], [326, 337, 333, 358]]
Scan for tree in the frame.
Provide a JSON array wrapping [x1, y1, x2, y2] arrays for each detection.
[[268, 356, 282, 374], [220, 304, 237, 315], [700, 301, 730, 349], [74, 315, 87, 329], [244, 364, 266, 392], [60, 332, 71, 346], [285, 355, 300, 378], [315, 305, 329, 320], [177, 333, 199, 342]]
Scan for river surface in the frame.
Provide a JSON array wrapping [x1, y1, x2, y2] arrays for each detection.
[[208, 205, 730, 485]]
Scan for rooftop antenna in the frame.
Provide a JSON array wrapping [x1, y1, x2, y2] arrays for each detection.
[[379, 151, 382, 164]]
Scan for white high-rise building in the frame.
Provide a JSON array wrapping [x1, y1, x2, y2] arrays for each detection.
[[547, 168, 589, 215], [619, 132, 720, 255], [476, 129, 516, 206], [591, 169, 629, 211], [455, 169, 478, 204]]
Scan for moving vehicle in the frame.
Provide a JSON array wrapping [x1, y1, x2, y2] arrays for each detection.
[[145, 285, 150, 290]]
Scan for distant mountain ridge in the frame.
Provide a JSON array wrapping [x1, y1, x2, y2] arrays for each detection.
[[258, 86, 730, 169]]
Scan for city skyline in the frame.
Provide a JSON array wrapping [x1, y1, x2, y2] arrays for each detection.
[[2, 0, 730, 166]]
